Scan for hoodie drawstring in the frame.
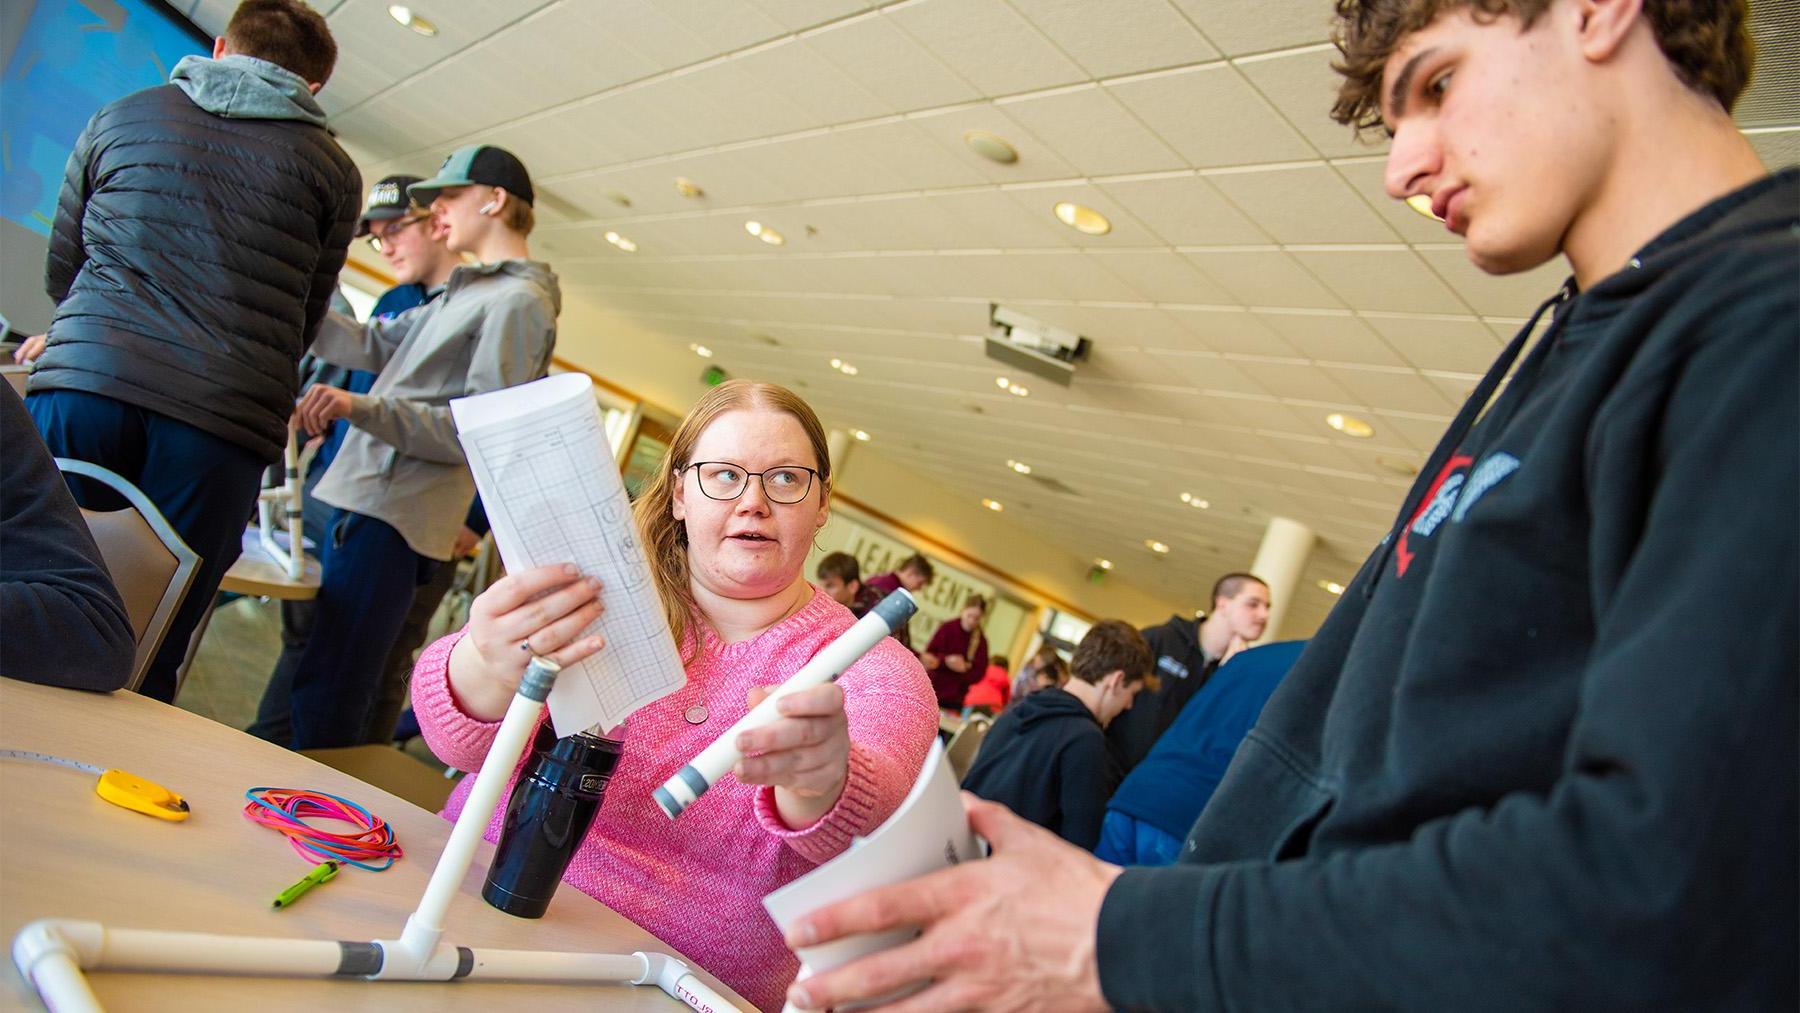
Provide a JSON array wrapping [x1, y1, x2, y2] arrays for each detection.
[[1362, 279, 1577, 599]]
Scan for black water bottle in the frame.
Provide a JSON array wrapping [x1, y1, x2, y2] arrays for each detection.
[[482, 724, 623, 918]]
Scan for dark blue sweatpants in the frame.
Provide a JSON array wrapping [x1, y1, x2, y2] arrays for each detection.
[[28, 389, 267, 703], [286, 508, 437, 750]]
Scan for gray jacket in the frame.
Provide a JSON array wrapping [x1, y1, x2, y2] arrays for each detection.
[[310, 260, 559, 560]]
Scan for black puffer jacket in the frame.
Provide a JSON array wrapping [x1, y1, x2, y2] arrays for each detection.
[[33, 55, 361, 461]]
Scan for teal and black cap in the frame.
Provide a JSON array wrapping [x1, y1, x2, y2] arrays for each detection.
[[408, 145, 534, 207], [355, 174, 424, 236]]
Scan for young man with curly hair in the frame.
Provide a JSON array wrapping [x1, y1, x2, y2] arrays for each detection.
[[783, 2, 1796, 1009]]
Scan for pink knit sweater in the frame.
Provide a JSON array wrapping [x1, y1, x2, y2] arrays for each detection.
[[413, 587, 937, 1012]]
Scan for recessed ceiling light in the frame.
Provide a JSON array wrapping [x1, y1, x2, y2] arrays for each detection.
[[995, 376, 1010, 390], [1405, 194, 1444, 222], [387, 5, 437, 36], [675, 177, 704, 198], [962, 129, 1019, 164], [829, 357, 842, 369], [1326, 412, 1376, 439], [981, 498, 1004, 512], [745, 221, 786, 246], [1006, 459, 1032, 475], [829, 358, 858, 376], [1177, 492, 1210, 509], [1007, 383, 1029, 397], [1144, 539, 1170, 554], [603, 231, 637, 253], [1318, 579, 1346, 595], [850, 429, 870, 442], [688, 343, 712, 358], [1094, 558, 1113, 570], [1054, 201, 1111, 236], [840, 363, 856, 375]]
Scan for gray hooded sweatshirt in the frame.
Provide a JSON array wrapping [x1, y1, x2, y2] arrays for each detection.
[[170, 54, 329, 124], [309, 260, 561, 560]]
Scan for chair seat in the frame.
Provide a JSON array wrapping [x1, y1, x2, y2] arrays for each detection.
[[298, 745, 459, 812]]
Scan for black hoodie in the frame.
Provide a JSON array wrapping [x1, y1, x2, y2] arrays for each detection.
[[1098, 171, 1799, 1010], [1107, 614, 1216, 774], [962, 687, 1120, 849]]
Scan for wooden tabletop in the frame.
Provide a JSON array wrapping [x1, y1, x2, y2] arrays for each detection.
[[218, 530, 321, 601], [0, 678, 750, 1011]]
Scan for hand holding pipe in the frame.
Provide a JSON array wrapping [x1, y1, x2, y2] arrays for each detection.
[[654, 589, 916, 819]]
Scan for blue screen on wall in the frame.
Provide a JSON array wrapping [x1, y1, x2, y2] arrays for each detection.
[[1, 0, 209, 237]]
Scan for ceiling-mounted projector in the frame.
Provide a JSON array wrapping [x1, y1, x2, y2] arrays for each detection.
[[985, 304, 1091, 387]]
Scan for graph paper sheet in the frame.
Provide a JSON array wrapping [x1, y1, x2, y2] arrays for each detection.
[[451, 373, 685, 735]]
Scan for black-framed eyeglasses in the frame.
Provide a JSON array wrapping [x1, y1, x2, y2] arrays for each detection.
[[684, 461, 820, 505], [364, 214, 429, 253]]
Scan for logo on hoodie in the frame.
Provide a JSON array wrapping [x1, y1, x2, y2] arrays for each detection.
[[1395, 450, 1523, 577]]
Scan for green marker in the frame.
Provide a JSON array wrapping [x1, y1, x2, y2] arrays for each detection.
[[271, 861, 340, 909]]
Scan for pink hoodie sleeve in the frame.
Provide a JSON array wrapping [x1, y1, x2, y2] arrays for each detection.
[[752, 640, 938, 864], [411, 629, 506, 772]]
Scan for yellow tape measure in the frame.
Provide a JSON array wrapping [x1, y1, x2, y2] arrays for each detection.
[[1, 750, 190, 821]]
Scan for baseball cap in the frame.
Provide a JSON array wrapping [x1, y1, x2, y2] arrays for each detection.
[[355, 174, 425, 237], [408, 145, 534, 207]]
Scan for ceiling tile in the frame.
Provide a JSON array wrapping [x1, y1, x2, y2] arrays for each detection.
[[920, 189, 1073, 248], [651, 0, 788, 53], [1106, 64, 1315, 168], [1096, 174, 1270, 246], [1206, 163, 1401, 244], [1361, 314, 1503, 374], [1231, 359, 1360, 404], [1319, 365, 1457, 414], [750, 0, 873, 32], [1183, 250, 1346, 309], [1009, 0, 1219, 78], [1005, 180, 1166, 247], [1414, 248, 1569, 318], [1169, 0, 1331, 55], [1162, 306, 1304, 356], [1289, 249, 1469, 314], [576, 0, 717, 71], [1145, 351, 1274, 397], [997, 87, 1186, 177], [886, 0, 1088, 96], [1332, 158, 1453, 244], [1235, 45, 1385, 160], [1253, 310, 1406, 366], [805, 15, 982, 112], [731, 37, 891, 124], [1083, 250, 1237, 304]]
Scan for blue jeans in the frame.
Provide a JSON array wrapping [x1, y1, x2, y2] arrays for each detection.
[[29, 389, 266, 702], [282, 509, 437, 749], [1095, 810, 1186, 866]]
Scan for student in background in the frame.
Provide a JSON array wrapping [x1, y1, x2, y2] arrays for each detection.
[[860, 553, 933, 649], [248, 173, 462, 746], [21, 0, 359, 702], [1097, 640, 1304, 866], [920, 594, 989, 712], [1008, 643, 1063, 707], [960, 622, 1153, 849], [1106, 573, 1269, 775], [961, 654, 1011, 716], [277, 145, 558, 750], [814, 551, 877, 616]]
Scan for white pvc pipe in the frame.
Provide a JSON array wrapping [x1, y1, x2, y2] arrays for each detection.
[[656, 589, 914, 818], [393, 668, 551, 971], [457, 948, 643, 981]]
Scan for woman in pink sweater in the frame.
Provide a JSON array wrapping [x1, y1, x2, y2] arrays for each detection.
[[412, 380, 937, 1011]]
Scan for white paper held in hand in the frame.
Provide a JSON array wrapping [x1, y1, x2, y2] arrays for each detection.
[[450, 373, 685, 736], [762, 739, 982, 1004]]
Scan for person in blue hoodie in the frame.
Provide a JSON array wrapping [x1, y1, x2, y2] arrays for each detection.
[[781, 2, 1796, 1011], [18, 0, 360, 703]]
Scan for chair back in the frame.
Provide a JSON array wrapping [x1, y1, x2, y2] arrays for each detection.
[[56, 459, 199, 693], [945, 715, 992, 782], [2, 366, 27, 399]]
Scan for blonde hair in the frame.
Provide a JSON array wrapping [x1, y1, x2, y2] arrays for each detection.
[[631, 380, 832, 661]]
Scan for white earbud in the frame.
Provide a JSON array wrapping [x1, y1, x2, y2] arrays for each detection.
[[478, 200, 498, 215]]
